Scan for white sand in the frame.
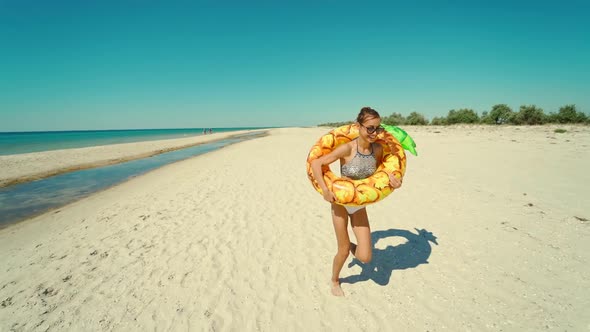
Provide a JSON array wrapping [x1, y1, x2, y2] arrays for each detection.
[[1, 125, 589, 331]]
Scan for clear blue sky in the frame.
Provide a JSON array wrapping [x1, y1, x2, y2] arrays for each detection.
[[1, 1, 589, 131]]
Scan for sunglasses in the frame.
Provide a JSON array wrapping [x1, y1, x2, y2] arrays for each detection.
[[360, 123, 385, 134]]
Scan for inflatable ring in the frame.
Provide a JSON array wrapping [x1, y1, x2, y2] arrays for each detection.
[[306, 124, 407, 207]]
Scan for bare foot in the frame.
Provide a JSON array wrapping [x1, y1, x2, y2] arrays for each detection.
[[331, 280, 344, 297]]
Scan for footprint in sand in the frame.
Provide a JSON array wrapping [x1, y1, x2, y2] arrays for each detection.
[[40, 287, 57, 297], [1, 296, 13, 307]]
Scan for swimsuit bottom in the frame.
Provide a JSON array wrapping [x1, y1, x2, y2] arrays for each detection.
[[344, 205, 365, 215]]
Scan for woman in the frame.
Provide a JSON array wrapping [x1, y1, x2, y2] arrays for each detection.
[[310, 107, 403, 296]]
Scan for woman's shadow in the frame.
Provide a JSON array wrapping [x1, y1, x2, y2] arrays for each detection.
[[340, 228, 438, 286]]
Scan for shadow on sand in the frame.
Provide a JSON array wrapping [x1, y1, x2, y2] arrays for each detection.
[[340, 228, 438, 286]]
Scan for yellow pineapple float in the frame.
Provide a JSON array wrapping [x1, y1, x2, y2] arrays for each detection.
[[306, 124, 407, 207]]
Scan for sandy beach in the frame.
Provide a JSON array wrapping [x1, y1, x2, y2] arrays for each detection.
[[0, 125, 589, 331]]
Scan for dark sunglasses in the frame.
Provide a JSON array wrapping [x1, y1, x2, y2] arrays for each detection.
[[360, 124, 385, 134]]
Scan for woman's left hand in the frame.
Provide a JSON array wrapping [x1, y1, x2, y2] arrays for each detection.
[[388, 173, 403, 189]]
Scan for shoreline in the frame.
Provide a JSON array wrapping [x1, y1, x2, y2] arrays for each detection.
[[0, 130, 269, 230], [0, 129, 267, 189]]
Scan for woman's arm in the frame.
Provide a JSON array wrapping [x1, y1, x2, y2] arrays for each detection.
[[310, 144, 351, 202]]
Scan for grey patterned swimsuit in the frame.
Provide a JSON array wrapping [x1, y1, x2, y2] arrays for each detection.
[[341, 140, 377, 180]]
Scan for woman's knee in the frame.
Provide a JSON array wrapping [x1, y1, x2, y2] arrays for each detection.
[[355, 250, 372, 264]]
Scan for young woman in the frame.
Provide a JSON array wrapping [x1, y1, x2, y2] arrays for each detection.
[[310, 107, 402, 296]]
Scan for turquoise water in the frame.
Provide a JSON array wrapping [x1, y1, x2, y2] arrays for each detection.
[[0, 127, 270, 155], [0, 132, 266, 227]]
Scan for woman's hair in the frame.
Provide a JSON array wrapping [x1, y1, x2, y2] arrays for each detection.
[[356, 107, 381, 124]]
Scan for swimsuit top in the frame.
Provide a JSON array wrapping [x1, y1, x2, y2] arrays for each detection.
[[341, 140, 377, 180]]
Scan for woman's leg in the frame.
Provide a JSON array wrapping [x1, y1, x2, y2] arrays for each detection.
[[331, 203, 350, 296], [350, 208, 372, 263]]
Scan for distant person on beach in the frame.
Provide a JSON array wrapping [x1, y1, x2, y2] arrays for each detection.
[[310, 107, 403, 297], [209, 128, 213, 134], [203, 128, 207, 135]]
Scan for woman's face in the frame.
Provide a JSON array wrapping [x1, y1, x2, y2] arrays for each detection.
[[359, 116, 382, 142]]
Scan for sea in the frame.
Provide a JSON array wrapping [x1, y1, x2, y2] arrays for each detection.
[[0, 127, 269, 155], [0, 128, 270, 226]]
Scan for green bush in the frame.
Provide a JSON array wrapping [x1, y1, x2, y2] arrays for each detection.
[[480, 111, 494, 124], [446, 108, 480, 124], [545, 112, 559, 123], [510, 105, 545, 125], [488, 104, 513, 124], [554, 128, 567, 133], [556, 105, 578, 123], [405, 112, 429, 125], [559, 105, 587, 123], [430, 116, 448, 125], [382, 112, 406, 126]]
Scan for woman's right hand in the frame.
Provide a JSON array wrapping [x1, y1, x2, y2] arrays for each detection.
[[322, 189, 336, 203]]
